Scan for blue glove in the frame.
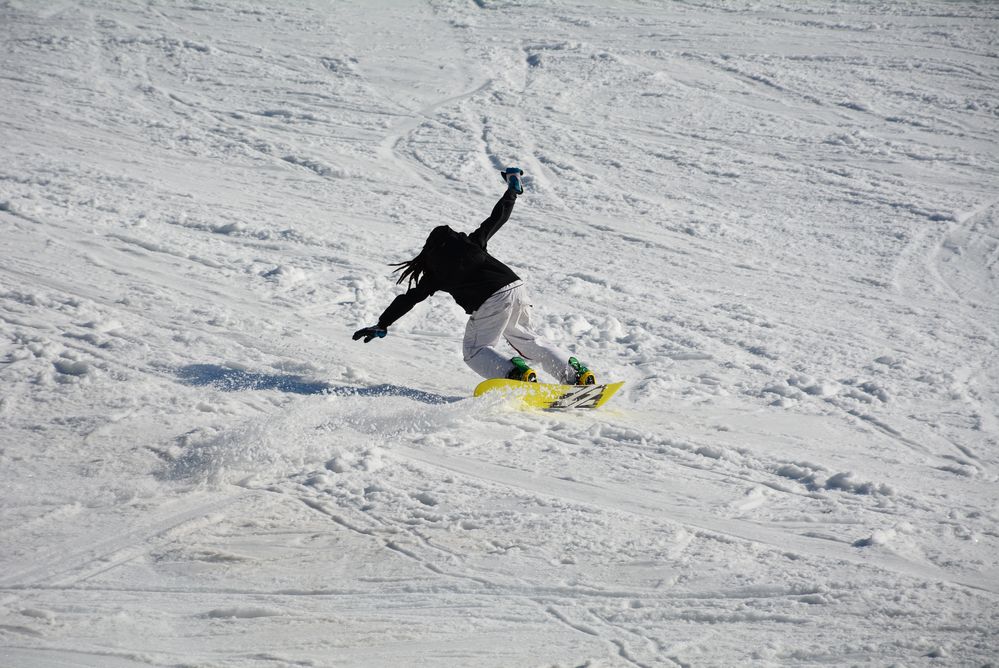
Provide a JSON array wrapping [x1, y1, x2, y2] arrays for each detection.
[[352, 326, 387, 343], [500, 167, 524, 195]]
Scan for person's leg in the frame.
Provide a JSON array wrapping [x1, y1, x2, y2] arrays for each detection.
[[502, 286, 575, 383], [462, 287, 519, 379]]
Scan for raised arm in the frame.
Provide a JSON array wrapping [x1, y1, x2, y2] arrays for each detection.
[[468, 168, 523, 249], [469, 190, 517, 248]]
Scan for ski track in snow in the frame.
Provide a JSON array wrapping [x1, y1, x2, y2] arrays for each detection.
[[2, 1, 998, 666]]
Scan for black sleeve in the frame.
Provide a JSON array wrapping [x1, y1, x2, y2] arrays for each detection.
[[376, 280, 436, 329], [468, 189, 517, 249]]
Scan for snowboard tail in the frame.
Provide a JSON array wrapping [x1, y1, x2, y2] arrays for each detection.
[[474, 379, 623, 410]]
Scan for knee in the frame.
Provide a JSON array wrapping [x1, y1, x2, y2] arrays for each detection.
[[463, 343, 484, 363]]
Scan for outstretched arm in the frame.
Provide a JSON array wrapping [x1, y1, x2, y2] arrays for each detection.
[[377, 281, 435, 329], [353, 281, 435, 342]]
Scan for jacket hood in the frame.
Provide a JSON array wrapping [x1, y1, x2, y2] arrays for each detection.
[[424, 225, 454, 250]]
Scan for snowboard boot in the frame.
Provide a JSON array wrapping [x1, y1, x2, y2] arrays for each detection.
[[507, 356, 537, 383], [568, 357, 595, 385]]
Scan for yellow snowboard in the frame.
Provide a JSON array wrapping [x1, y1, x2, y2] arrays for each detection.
[[474, 379, 624, 410]]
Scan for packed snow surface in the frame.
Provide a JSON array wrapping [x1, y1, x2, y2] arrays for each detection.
[[2, 0, 998, 666]]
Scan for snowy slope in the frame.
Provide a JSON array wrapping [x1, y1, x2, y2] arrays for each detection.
[[2, 0, 998, 665]]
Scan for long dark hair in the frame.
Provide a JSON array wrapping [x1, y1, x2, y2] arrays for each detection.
[[389, 253, 427, 289], [390, 225, 451, 289]]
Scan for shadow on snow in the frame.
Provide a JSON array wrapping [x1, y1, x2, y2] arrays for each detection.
[[176, 364, 462, 405]]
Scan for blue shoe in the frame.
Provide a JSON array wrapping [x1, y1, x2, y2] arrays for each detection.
[[501, 167, 524, 195]]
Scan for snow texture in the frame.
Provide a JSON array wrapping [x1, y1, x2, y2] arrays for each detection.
[[2, 1, 998, 666]]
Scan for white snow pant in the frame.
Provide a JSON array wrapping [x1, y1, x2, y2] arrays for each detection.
[[462, 282, 573, 383]]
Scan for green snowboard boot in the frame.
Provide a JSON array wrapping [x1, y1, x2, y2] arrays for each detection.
[[507, 356, 538, 383], [568, 357, 595, 385]]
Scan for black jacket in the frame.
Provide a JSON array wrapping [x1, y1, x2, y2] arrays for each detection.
[[377, 190, 520, 328]]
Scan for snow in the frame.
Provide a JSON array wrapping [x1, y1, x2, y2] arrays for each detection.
[[2, 0, 998, 665]]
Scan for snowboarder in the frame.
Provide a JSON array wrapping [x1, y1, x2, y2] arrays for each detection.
[[352, 168, 596, 386]]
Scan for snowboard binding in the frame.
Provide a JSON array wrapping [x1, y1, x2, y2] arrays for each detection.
[[568, 357, 595, 385], [507, 356, 538, 383]]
